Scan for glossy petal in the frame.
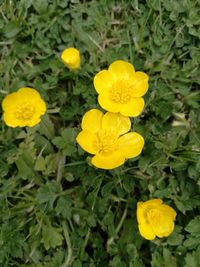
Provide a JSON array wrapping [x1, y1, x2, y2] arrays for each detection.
[[94, 70, 115, 94], [91, 151, 125, 169], [20, 117, 41, 127], [2, 92, 19, 111], [32, 99, 46, 116], [81, 109, 103, 133], [152, 216, 175, 238], [3, 112, 20, 128], [131, 71, 149, 97], [61, 47, 80, 69], [108, 60, 135, 80], [158, 204, 177, 220], [98, 93, 121, 113], [120, 97, 144, 117], [137, 200, 163, 225], [102, 112, 131, 136], [118, 132, 144, 158], [138, 223, 155, 240], [18, 87, 42, 99], [76, 130, 98, 154]]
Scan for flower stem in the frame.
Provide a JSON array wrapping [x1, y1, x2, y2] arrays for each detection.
[[61, 221, 73, 267]]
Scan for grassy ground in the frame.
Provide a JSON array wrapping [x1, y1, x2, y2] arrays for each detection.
[[0, 0, 200, 266]]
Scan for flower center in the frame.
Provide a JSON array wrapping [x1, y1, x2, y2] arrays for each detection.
[[15, 102, 35, 120], [109, 80, 132, 104], [94, 130, 118, 154], [147, 209, 162, 226]]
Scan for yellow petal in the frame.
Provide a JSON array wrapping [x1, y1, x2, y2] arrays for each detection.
[[61, 47, 80, 70], [102, 112, 131, 136], [81, 109, 103, 133], [94, 70, 115, 94], [136, 202, 145, 224], [158, 204, 177, 220], [3, 112, 20, 128], [152, 216, 175, 238], [108, 60, 135, 80], [117, 132, 144, 158], [98, 93, 121, 113], [2, 92, 20, 111], [25, 117, 41, 127], [32, 99, 47, 116], [137, 199, 163, 225], [120, 97, 144, 117], [138, 223, 156, 240], [18, 87, 42, 99], [91, 151, 125, 169], [142, 199, 163, 207], [76, 130, 98, 154], [131, 71, 149, 97]]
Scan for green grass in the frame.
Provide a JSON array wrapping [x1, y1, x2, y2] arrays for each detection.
[[0, 0, 200, 266]]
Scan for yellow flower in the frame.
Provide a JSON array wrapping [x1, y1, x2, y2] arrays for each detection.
[[137, 199, 177, 240], [2, 87, 46, 128], [61, 47, 80, 70], [94, 60, 149, 117], [76, 109, 144, 169]]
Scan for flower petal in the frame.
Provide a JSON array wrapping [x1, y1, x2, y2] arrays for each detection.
[[117, 132, 144, 158], [102, 112, 131, 136], [120, 97, 144, 117], [94, 70, 115, 94], [130, 71, 149, 97], [152, 216, 175, 238], [3, 112, 20, 128], [18, 87, 43, 100], [2, 92, 20, 111], [76, 130, 98, 154], [98, 93, 121, 113], [137, 200, 163, 225], [61, 47, 80, 70], [108, 60, 135, 80], [158, 204, 177, 220], [81, 109, 103, 133], [138, 223, 156, 240], [91, 151, 125, 169]]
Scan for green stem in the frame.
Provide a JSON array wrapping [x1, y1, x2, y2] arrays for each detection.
[[61, 221, 73, 267], [80, 174, 104, 259], [106, 203, 128, 249], [56, 152, 66, 183]]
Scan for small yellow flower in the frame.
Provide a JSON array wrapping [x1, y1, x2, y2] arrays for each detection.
[[2, 87, 46, 128], [61, 47, 80, 70], [76, 109, 144, 169], [94, 60, 149, 117], [137, 199, 177, 240]]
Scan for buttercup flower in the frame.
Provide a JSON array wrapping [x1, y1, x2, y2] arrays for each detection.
[[61, 47, 80, 70], [94, 60, 149, 117], [76, 109, 144, 169], [2, 87, 46, 128], [137, 199, 177, 240]]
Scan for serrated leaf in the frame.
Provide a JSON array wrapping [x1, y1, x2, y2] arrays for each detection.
[[41, 224, 63, 250], [36, 181, 61, 208], [55, 196, 72, 219]]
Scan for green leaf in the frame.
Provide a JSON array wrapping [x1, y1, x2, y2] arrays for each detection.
[[167, 226, 184, 246], [41, 224, 63, 250], [39, 114, 55, 140], [4, 21, 21, 38], [36, 181, 61, 208], [33, 0, 48, 14], [34, 156, 46, 171], [55, 196, 72, 219], [52, 128, 77, 156], [185, 217, 200, 236]]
